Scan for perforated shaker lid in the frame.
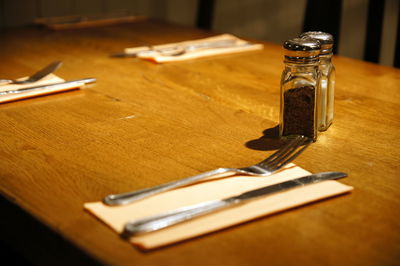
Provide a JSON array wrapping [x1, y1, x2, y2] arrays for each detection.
[[283, 37, 321, 60], [299, 31, 334, 54]]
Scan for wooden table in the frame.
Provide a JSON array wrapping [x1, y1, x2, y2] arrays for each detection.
[[0, 19, 399, 266]]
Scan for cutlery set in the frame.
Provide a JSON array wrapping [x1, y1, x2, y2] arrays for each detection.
[[0, 61, 96, 97], [0, 78, 97, 96], [101, 135, 348, 238], [113, 38, 252, 58]]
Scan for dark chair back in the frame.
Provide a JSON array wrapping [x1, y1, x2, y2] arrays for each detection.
[[304, 0, 399, 67], [302, 0, 343, 54], [196, 0, 215, 30]]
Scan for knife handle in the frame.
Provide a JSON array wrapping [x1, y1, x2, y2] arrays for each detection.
[[122, 198, 239, 238]]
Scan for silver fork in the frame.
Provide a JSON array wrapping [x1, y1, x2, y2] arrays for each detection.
[[0, 61, 62, 85], [103, 135, 311, 206]]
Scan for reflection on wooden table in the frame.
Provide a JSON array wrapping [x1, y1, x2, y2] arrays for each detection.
[[0, 19, 399, 266]]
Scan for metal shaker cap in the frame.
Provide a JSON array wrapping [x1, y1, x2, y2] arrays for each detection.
[[299, 31, 334, 54], [283, 37, 321, 61]]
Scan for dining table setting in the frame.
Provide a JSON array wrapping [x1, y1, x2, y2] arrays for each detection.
[[0, 17, 399, 266]]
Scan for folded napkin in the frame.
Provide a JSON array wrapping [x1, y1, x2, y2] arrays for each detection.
[[0, 74, 80, 104], [84, 164, 352, 250], [125, 34, 263, 63]]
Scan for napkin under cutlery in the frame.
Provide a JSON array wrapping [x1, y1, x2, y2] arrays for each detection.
[[84, 164, 352, 250], [121, 34, 263, 63], [0, 74, 92, 104]]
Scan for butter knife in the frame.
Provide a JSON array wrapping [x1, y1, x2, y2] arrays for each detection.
[[122, 171, 347, 238], [0, 78, 96, 96]]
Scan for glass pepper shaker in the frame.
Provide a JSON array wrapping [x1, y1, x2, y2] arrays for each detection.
[[279, 37, 321, 142], [300, 31, 335, 131]]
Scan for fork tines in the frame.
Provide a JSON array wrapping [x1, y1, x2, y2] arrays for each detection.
[[258, 135, 311, 171]]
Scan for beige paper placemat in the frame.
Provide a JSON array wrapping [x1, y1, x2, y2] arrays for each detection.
[[85, 164, 352, 250], [0, 74, 80, 103], [125, 34, 263, 63]]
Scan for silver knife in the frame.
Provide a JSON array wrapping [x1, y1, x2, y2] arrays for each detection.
[[122, 171, 347, 238], [0, 78, 96, 96]]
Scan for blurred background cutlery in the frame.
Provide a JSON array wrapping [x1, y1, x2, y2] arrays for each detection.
[[0, 61, 62, 85]]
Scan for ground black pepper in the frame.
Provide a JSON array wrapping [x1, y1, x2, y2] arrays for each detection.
[[282, 85, 316, 139]]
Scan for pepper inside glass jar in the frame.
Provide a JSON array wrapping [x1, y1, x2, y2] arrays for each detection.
[[283, 85, 316, 137], [279, 37, 321, 141]]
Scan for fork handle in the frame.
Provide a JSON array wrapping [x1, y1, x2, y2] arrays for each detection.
[[103, 168, 235, 206]]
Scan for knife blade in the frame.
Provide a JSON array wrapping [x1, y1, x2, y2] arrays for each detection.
[[122, 171, 347, 238], [0, 78, 96, 96], [27, 61, 63, 82], [0, 61, 63, 85]]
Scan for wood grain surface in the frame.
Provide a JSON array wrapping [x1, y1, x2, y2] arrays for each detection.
[[0, 19, 399, 266]]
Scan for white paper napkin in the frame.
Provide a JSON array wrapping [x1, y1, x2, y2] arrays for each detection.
[[124, 34, 264, 63], [85, 164, 353, 250], [0, 74, 82, 103]]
